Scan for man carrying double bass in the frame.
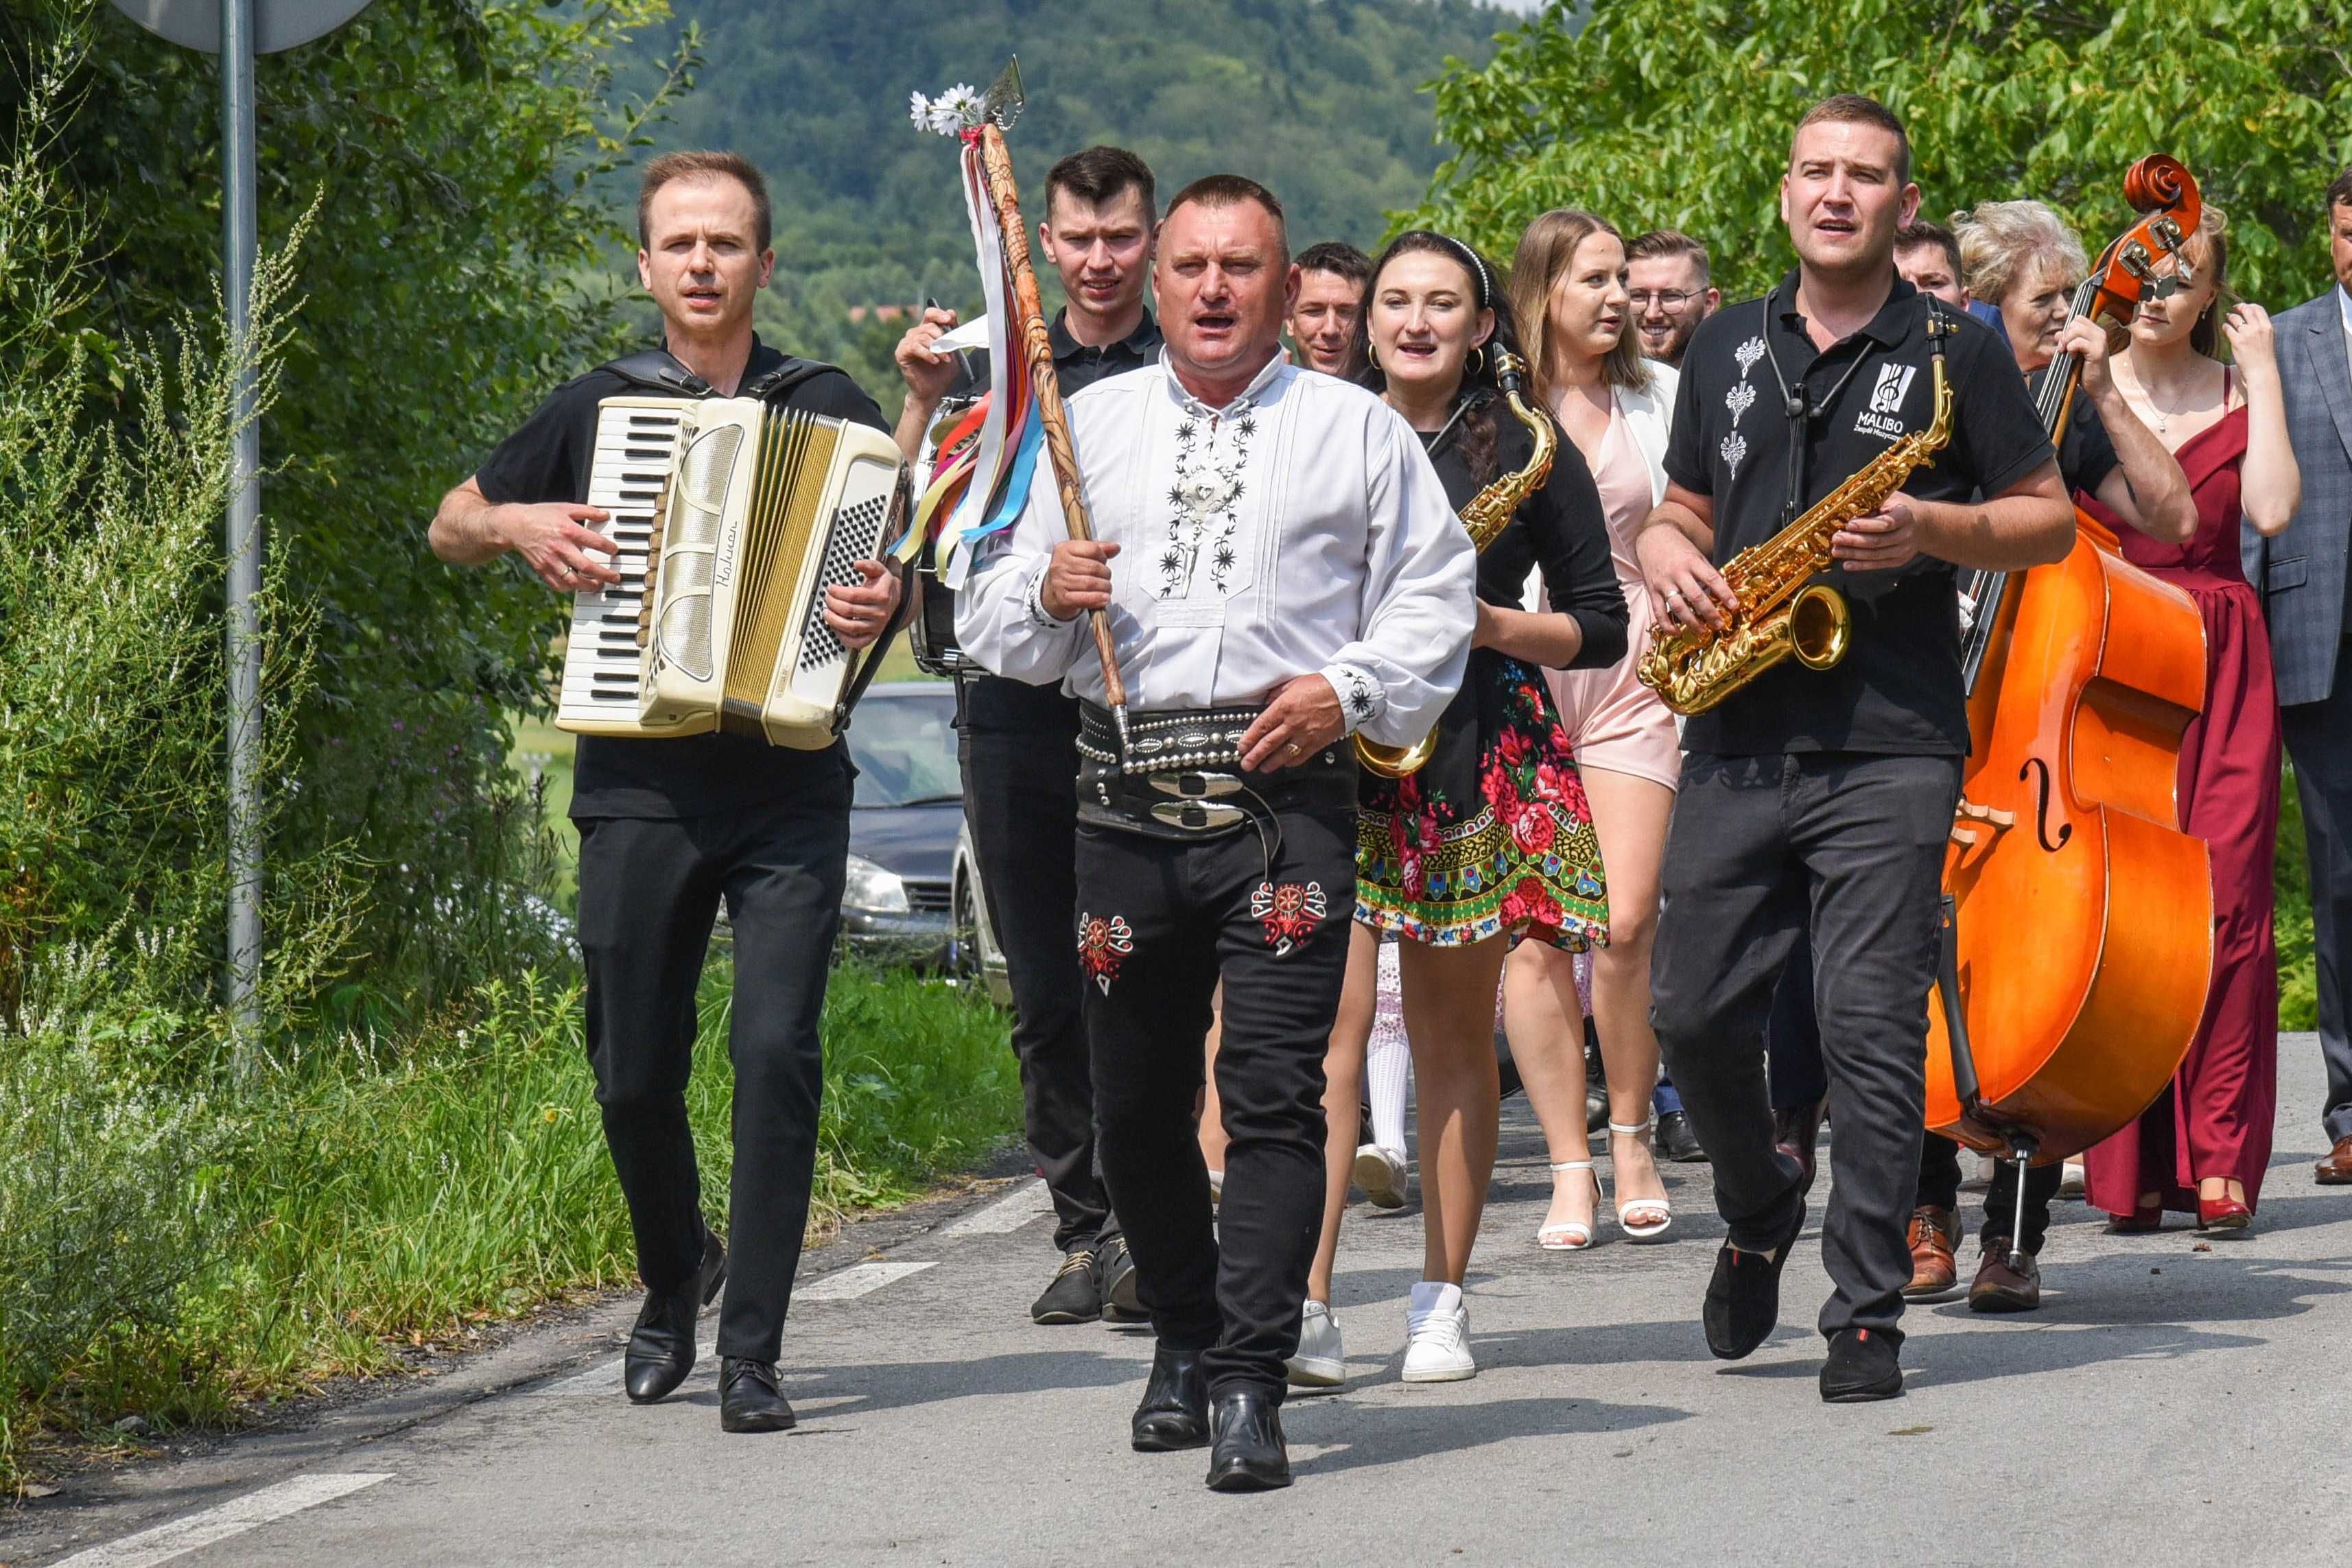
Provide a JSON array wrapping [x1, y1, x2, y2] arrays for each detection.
[[1636, 95, 2075, 1403]]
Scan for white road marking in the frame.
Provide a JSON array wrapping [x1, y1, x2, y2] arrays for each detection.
[[941, 1180, 1053, 1237], [51, 1472, 394, 1568], [796, 1261, 934, 1301]]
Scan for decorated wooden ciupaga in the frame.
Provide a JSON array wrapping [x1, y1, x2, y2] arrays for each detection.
[[1926, 156, 2214, 1215]]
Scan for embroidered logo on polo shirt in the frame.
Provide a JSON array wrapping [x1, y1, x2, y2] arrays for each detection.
[[1854, 363, 1916, 440], [1719, 431, 1749, 479]]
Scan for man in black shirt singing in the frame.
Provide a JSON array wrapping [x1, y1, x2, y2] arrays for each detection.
[[1636, 95, 2073, 1403], [891, 147, 1162, 1327], [428, 151, 900, 1434]]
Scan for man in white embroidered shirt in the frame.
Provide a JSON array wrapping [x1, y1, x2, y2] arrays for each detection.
[[959, 174, 1474, 1492]]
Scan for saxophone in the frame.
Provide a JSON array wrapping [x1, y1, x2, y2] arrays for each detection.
[[1356, 346, 1557, 779], [1636, 313, 1955, 717]]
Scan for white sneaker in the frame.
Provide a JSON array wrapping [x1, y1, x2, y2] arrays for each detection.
[[1353, 1143, 1408, 1209], [1286, 1300, 1345, 1389], [1402, 1281, 1474, 1382]]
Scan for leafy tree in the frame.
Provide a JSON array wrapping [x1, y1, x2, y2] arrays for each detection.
[[3, 0, 697, 1018], [627, 0, 1508, 390], [1406, 0, 2352, 309]]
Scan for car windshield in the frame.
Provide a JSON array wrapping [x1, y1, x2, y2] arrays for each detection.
[[846, 689, 961, 808]]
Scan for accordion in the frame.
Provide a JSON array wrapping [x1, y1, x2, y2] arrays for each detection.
[[556, 396, 908, 748]]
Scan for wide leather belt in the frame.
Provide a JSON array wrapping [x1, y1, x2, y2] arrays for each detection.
[[1077, 701, 1354, 840]]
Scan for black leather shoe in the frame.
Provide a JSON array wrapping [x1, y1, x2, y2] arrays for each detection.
[[1656, 1110, 1708, 1163], [1819, 1327, 1903, 1403], [1129, 1344, 1209, 1451], [1702, 1197, 1805, 1361], [1031, 1247, 1101, 1325], [1772, 1097, 1828, 1197], [719, 1357, 797, 1433], [624, 1231, 726, 1403], [1204, 1386, 1291, 1492], [1097, 1236, 1146, 1322]]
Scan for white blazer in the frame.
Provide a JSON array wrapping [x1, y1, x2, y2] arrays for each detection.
[[1614, 359, 1679, 506]]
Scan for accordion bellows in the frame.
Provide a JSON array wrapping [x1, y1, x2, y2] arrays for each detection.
[[557, 396, 906, 748]]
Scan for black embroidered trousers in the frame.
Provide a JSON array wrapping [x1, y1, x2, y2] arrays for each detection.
[[1073, 798, 1356, 1399]]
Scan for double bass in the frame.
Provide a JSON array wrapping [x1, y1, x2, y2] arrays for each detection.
[[1924, 157, 2216, 1223]]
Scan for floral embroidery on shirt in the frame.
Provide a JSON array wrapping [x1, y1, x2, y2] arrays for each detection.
[[1076, 912, 1135, 995], [1250, 880, 1327, 957], [1734, 335, 1767, 379], [1725, 380, 1756, 425], [1332, 665, 1376, 723], [1720, 431, 1749, 479], [1161, 394, 1257, 599]]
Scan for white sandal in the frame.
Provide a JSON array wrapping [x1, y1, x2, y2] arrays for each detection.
[[1609, 1120, 1674, 1242], [1538, 1159, 1599, 1250]]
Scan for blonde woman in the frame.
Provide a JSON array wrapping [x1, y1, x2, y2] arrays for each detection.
[[1500, 209, 1680, 1249], [2084, 206, 2298, 1233]]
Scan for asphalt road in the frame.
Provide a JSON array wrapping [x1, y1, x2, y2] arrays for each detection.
[[12, 1036, 2351, 1567]]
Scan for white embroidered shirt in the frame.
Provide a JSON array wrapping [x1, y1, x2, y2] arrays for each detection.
[[956, 351, 1477, 745]]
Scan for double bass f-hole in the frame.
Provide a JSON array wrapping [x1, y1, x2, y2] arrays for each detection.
[[2019, 756, 2073, 852]]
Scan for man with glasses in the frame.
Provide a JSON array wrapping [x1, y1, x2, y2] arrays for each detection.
[[1626, 229, 1720, 369]]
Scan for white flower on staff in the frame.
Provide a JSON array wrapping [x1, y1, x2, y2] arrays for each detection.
[[932, 82, 982, 129], [910, 81, 985, 135]]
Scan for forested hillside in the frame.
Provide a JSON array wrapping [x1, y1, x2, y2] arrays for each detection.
[[633, 0, 1509, 386]]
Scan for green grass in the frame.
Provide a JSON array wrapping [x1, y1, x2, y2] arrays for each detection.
[[1, 961, 1017, 1488], [2278, 765, 2317, 1030]]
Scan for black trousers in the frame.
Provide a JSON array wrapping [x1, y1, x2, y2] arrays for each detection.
[[1914, 1138, 2064, 1255], [1076, 800, 1355, 1399], [1652, 751, 1962, 1345], [575, 767, 850, 1364], [959, 674, 1118, 1253], [2281, 637, 2352, 1145], [1765, 929, 1829, 1110]]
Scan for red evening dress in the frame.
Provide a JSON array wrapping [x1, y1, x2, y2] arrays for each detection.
[[2081, 384, 2281, 1217]]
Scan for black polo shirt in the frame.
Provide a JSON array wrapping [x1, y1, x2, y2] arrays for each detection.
[[960, 309, 1163, 735], [1048, 307, 1162, 392], [1664, 270, 2054, 756], [475, 335, 892, 819]]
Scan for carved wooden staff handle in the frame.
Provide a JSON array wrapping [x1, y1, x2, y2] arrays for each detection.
[[976, 123, 1129, 714]]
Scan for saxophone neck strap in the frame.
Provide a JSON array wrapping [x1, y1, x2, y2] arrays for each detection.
[[1760, 284, 1940, 525]]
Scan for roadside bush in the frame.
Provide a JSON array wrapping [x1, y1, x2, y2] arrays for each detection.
[[1, 966, 1017, 1490], [0, 1042, 233, 1477]]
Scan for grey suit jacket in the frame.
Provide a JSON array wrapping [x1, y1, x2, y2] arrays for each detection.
[[2253, 288, 2352, 706]]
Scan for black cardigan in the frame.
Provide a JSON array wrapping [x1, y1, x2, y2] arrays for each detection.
[[1421, 403, 1628, 670]]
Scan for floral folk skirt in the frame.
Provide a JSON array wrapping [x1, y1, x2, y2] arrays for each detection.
[[1355, 652, 1609, 951]]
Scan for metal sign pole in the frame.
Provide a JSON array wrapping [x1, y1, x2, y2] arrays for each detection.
[[222, 0, 262, 1048]]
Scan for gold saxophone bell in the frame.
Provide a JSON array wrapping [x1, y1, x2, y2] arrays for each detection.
[[1353, 346, 1557, 778], [1355, 730, 1436, 779], [1788, 582, 1851, 669]]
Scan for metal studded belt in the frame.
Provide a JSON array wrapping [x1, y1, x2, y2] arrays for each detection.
[[1077, 702, 1262, 773], [1076, 701, 1353, 839]]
